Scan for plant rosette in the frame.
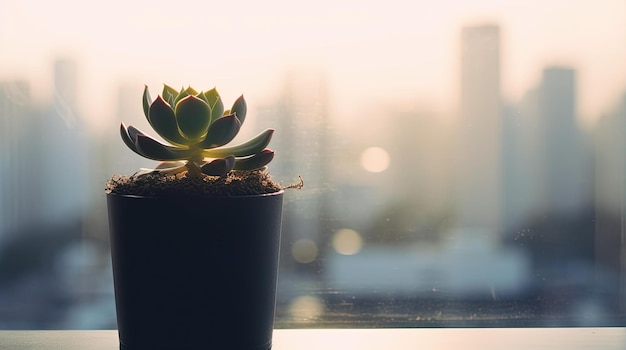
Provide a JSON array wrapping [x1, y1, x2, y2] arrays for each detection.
[[107, 84, 282, 196]]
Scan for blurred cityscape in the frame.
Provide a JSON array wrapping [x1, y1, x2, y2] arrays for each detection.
[[1, 23, 625, 329]]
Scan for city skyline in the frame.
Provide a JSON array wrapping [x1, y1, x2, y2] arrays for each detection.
[[1, 1, 624, 130], [1, 32, 624, 226], [1, 18, 625, 328]]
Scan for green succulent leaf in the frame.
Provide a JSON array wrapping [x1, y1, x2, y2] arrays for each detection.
[[231, 95, 247, 124], [199, 114, 241, 149], [196, 90, 210, 105], [126, 125, 143, 141], [120, 123, 142, 156], [173, 86, 198, 106], [155, 161, 185, 170], [121, 124, 189, 161], [142, 85, 152, 119], [175, 95, 211, 142], [148, 96, 187, 146], [183, 86, 198, 98], [154, 161, 187, 176], [210, 97, 224, 124], [204, 88, 220, 107], [201, 88, 224, 124], [162, 84, 179, 106], [135, 133, 193, 161], [233, 149, 275, 170], [201, 155, 235, 176], [203, 128, 274, 158]]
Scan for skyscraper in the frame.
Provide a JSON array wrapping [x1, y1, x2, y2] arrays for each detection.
[[456, 24, 502, 237], [593, 91, 626, 311], [40, 58, 92, 224], [501, 87, 543, 232], [0, 81, 40, 238], [538, 66, 590, 214]]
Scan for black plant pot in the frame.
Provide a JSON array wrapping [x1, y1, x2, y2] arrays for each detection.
[[107, 191, 284, 350]]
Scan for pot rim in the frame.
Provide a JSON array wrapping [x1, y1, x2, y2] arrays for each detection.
[[106, 189, 284, 200]]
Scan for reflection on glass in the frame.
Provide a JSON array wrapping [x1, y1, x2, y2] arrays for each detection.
[[0, 0, 625, 329]]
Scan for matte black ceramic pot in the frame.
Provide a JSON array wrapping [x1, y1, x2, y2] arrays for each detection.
[[107, 191, 284, 350]]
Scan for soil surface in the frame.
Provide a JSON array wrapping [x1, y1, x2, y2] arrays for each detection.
[[106, 169, 284, 197]]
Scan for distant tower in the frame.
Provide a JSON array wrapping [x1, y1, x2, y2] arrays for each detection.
[[501, 87, 542, 232], [456, 24, 502, 237], [593, 91, 626, 312], [538, 66, 590, 214], [40, 58, 92, 224], [0, 81, 40, 238]]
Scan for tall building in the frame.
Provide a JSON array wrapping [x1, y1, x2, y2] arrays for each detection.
[[501, 87, 544, 232], [456, 24, 502, 237], [537, 66, 591, 214], [40, 58, 92, 224], [593, 91, 626, 311], [0, 81, 42, 238]]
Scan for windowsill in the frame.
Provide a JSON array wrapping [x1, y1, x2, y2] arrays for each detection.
[[1, 328, 624, 349]]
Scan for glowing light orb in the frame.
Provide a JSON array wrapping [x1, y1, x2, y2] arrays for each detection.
[[332, 228, 363, 255], [291, 239, 319, 264], [360, 146, 390, 173], [289, 296, 324, 319]]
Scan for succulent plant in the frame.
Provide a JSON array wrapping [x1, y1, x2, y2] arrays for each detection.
[[120, 85, 274, 178]]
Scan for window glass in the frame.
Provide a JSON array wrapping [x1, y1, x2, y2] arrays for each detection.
[[0, 0, 625, 328]]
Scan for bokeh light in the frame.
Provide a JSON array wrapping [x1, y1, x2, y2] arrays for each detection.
[[360, 147, 390, 173], [332, 228, 363, 255], [288, 296, 324, 320], [291, 239, 319, 264]]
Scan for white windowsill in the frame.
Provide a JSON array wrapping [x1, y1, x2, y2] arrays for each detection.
[[1, 328, 624, 350]]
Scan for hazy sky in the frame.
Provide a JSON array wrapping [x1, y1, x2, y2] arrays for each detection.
[[1, 0, 625, 128]]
